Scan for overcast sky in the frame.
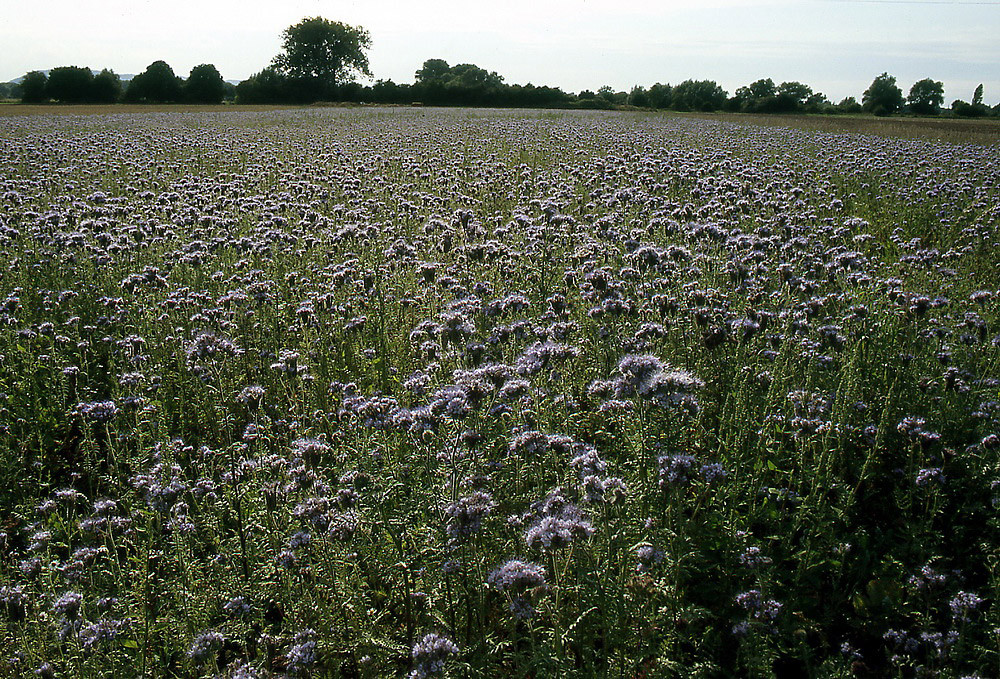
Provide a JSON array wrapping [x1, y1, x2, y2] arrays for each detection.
[[2, 0, 998, 103]]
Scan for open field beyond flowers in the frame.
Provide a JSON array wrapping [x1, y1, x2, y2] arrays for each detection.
[[0, 107, 998, 678], [681, 111, 1000, 146]]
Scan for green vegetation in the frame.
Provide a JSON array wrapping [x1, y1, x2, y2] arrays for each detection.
[[272, 18, 371, 90], [184, 65, 227, 105], [863, 73, 905, 117], [0, 106, 998, 678], [122, 61, 183, 103], [908, 79, 945, 116]]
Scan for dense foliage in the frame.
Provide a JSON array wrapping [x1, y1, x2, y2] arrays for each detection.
[[185, 65, 227, 105], [123, 61, 184, 104], [9, 64, 228, 105], [271, 17, 372, 97], [908, 79, 945, 116], [0, 107, 999, 678], [45, 67, 96, 104], [18, 71, 49, 103], [862, 73, 905, 117]]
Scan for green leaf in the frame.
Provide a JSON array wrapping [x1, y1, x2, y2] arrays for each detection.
[[766, 459, 787, 473]]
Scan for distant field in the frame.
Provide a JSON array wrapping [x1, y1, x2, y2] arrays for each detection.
[[4, 102, 999, 144], [683, 110, 1000, 145]]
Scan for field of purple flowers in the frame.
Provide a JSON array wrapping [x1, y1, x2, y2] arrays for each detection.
[[0, 107, 998, 678]]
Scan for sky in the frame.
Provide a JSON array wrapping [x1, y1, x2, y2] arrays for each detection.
[[2, 0, 999, 104]]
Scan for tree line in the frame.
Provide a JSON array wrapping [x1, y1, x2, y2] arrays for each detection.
[[236, 63, 1000, 118], [6, 16, 999, 118], [13, 62, 231, 104]]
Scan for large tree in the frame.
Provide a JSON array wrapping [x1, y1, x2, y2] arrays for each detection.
[[447, 63, 503, 89], [671, 79, 728, 112], [20, 71, 48, 103], [628, 85, 650, 108], [777, 81, 813, 109], [271, 17, 371, 92], [907, 78, 944, 115], [647, 83, 673, 109], [733, 79, 773, 110], [46, 66, 94, 103], [862, 72, 904, 116], [414, 58, 451, 84], [125, 61, 183, 103], [185, 64, 226, 104], [91, 69, 122, 103], [742, 78, 776, 100]]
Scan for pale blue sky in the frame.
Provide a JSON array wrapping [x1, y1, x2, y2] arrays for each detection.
[[2, 0, 998, 103]]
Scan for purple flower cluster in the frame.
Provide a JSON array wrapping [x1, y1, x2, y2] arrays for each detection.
[[443, 491, 496, 542], [410, 633, 458, 678], [488, 559, 547, 619]]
